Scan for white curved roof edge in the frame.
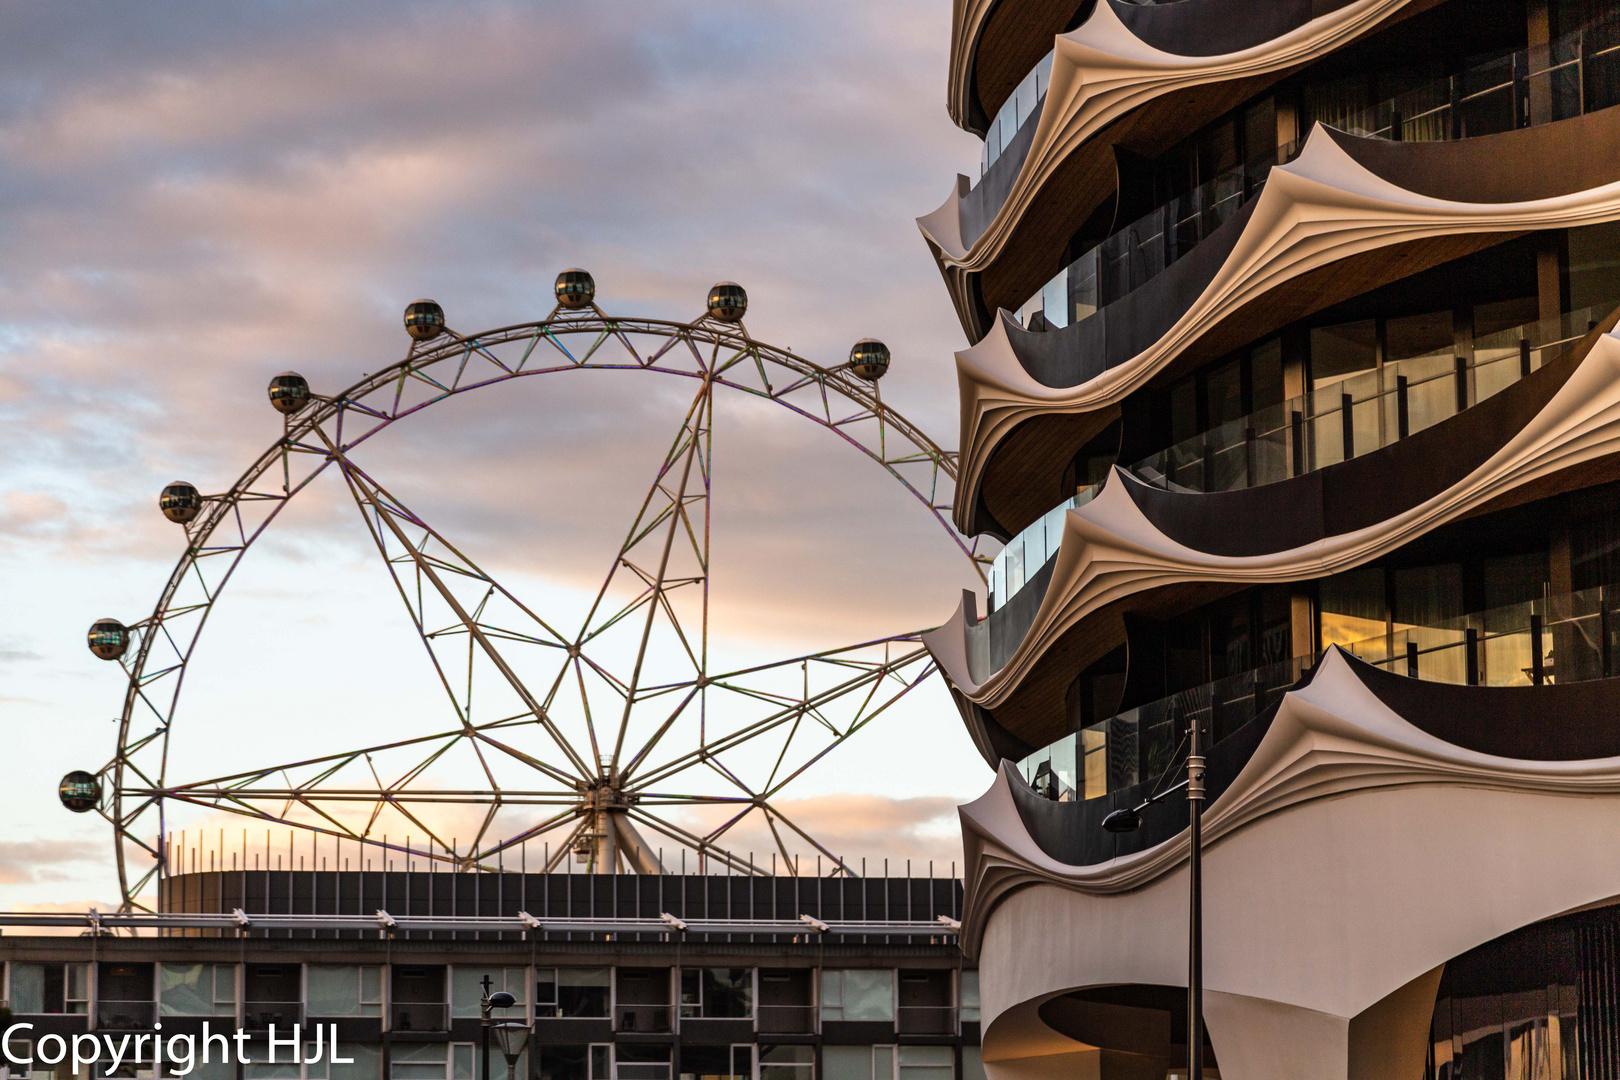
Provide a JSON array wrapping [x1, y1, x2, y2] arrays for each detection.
[[947, 0, 998, 131], [919, 0, 1423, 270], [952, 124, 1620, 533], [935, 325, 1620, 708]]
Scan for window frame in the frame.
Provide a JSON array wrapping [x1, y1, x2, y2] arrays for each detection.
[[387, 1041, 476, 1080], [307, 966, 384, 1020], [534, 968, 611, 1020]]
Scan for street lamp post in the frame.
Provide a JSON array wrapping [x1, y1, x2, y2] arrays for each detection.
[[481, 980, 517, 1080], [1102, 710, 1205, 1080]]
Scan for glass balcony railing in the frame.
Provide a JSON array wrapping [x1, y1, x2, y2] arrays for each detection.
[[1129, 304, 1605, 494], [1328, 11, 1620, 143], [1019, 656, 1312, 804], [1344, 583, 1620, 687], [980, 52, 1053, 179], [987, 486, 1100, 612], [1016, 583, 1620, 805], [972, 1, 1175, 182], [1010, 9, 1620, 332], [1016, 138, 1296, 332], [984, 303, 1605, 616]]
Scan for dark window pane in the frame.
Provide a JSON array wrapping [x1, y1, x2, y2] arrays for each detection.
[[1206, 358, 1244, 429], [1320, 567, 1386, 650], [1251, 338, 1284, 413], [1394, 564, 1464, 627], [1386, 311, 1453, 362], [1171, 379, 1198, 445], [1566, 220, 1620, 314], [1484, 553, 1548, 610], [1311, 320, 1378, 390]]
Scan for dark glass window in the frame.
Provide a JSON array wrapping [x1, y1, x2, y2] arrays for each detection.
[[1202, 116, 1239, 180], [1385, 311, 1453, 362], [1566, 220, 1620, 314], [1572, 516, 1620, 591], [1244, 97, 1277, 162], [1171, 379, 1198, 445], [1428, 912, 1588, 1080], [1393, 564, 1464, 628], [1164, 620, 1207, 694], [543, 969, 609, 1018], [1206, 358, 1244, 429], [1483, 552, 1548, 610], [1473, 296, 1540, 338], [1257, 587, 1292, 667], [1303, 76, 1373, 133], [1208, 599, 1252, 680], [1311, 320, 1378, 390], [680, 968, 751, 1019], [1319, 567, 1386, 650], [539, 1046, 588, 1080], [1250, 338, 1285, 414]]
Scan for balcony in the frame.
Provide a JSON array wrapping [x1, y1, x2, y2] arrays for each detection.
[[96, 1001, 156, 1029], [756, 1005, 817, 1035], [1129, 305, 1605, 499], [897, 1005, 958, 1036], [985, 303, 1605, 617], [1016, 582, 1620, 807], [977, 51, 1052, 180], [615, 1004, 674, 1034], [242, 1002, 304, 1030], [390, 1002, 448, 1032], [1007, 9, 1620, 338]]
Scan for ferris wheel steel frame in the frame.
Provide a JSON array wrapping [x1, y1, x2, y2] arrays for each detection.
[[101, 301, 984, 911]]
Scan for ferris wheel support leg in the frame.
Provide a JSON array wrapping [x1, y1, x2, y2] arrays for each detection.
[[588, 807, 619, 874], [610, 812, 665, 875]]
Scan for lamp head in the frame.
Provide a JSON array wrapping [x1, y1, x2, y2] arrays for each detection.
[[488, 991, 517, 1010], [493, 1022, 531, 1062], [1101, 807, 1142, 833]]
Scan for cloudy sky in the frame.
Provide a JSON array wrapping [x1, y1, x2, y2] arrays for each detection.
[[0, 0, 997, 910]]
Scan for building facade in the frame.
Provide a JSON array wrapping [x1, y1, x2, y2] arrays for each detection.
[[922, 2, 1620, 1079], [0, 873, 978, 1080]]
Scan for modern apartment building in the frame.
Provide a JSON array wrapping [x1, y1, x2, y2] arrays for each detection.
[[0, 871, 977, 1080], [922, 2, 1620, 1079]]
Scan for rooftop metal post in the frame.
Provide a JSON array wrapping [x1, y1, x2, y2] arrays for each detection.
[[1187, 715, 1205, 1080]]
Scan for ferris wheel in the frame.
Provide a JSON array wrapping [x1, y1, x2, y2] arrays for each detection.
[[65, 271, 986, 911]]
